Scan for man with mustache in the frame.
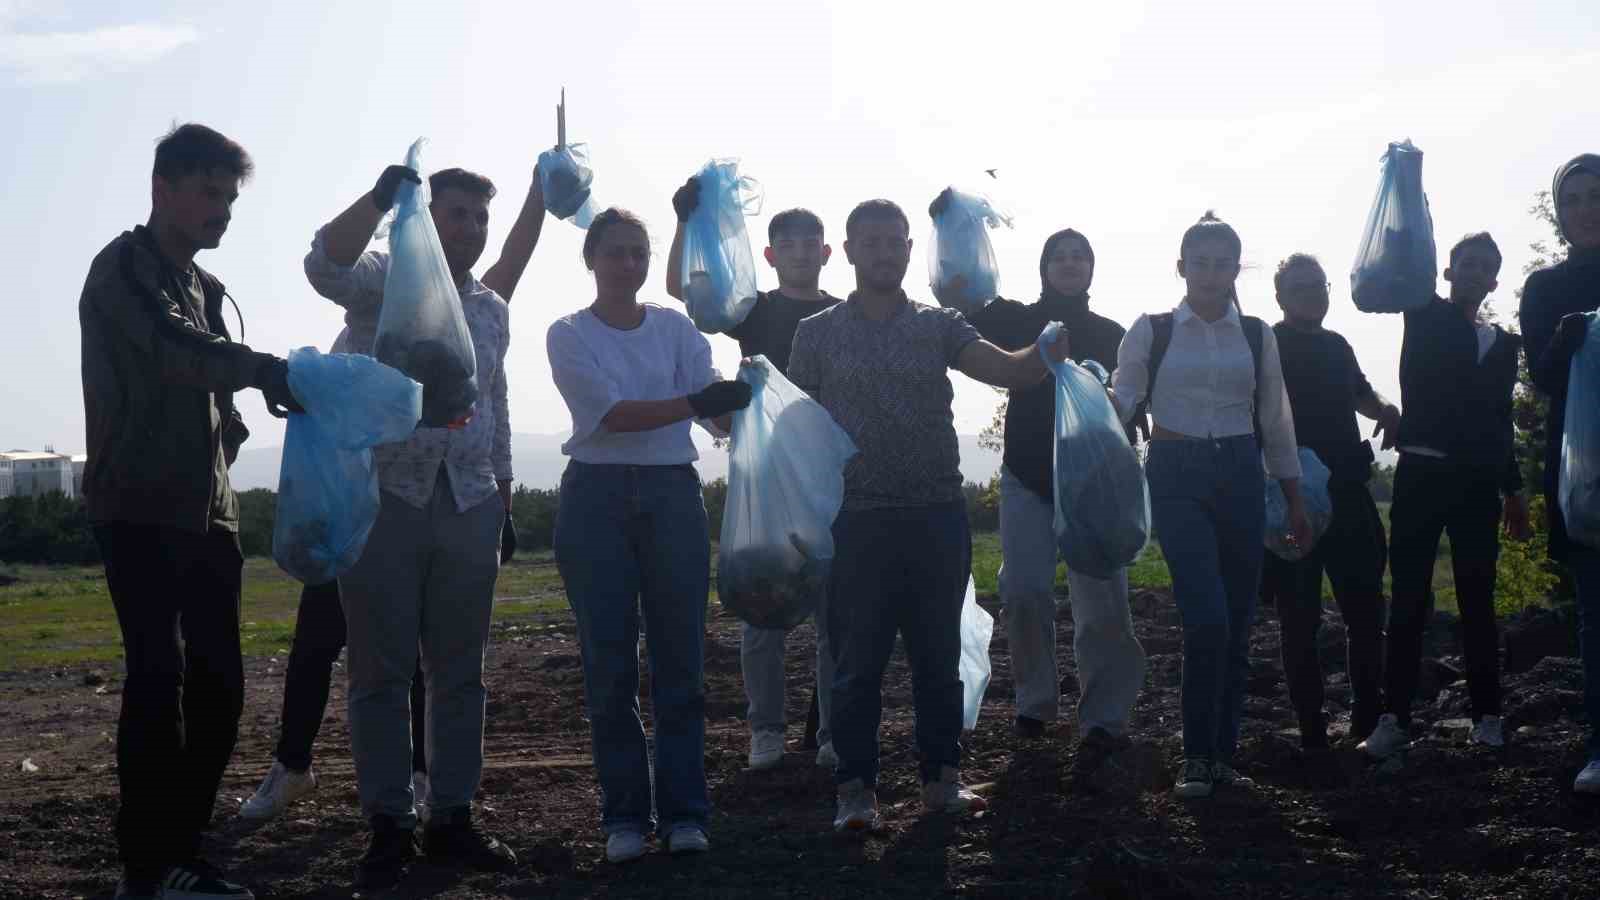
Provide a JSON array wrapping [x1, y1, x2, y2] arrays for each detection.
[[79, 123, 301, 900], [787, 199, 1071, 833], [304, 157, 536, 891]]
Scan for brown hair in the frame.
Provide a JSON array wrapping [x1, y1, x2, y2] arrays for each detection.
[[1273, 253, 1325, 293], [153, 123, 253, 182], [582, 207, 649, 268]]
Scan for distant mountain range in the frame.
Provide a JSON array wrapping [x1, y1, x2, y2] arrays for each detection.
[[228, 432, 1008, 492]]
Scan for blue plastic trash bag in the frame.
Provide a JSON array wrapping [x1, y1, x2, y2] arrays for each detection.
[[1560, 314, 1600, 547], [1264, 447, 1334, 561], [1040, 324, 1150, 578], [929, 187, 1011, 315], [537, 143, 599, 228], [373, 138, 479, 428], [680, 159, 763, 334], [1351, 140, 1437, 313], [273, 348, 423, 585], [958, 576, 992, 731], [718, 356, 856, 629]]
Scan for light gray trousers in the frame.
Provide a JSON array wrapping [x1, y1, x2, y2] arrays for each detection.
[[340, 477, 502, 825], [742, 606, 833, 745], [999, 468, 1146, 734]]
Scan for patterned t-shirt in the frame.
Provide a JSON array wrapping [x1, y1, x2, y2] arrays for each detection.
[[787, 294, 981, 511]]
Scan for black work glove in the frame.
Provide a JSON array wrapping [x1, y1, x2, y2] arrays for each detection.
[[1552, 312, 1591, 366], [928, 187, 955, 220], [672, 177, 701, 222], [257, 357, 305, 418], [501, 512, 517, 564], [372, 164, 422, 213], [687, 380, 753, 419]]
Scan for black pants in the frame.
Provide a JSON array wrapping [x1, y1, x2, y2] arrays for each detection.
[[1384, 455, 1503, 726], [97, 524, 246, 882], [275, 580, 426, 774], [1261, 478, 1387, 746]]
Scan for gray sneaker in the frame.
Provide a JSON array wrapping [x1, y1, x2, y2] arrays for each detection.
[[1173, 758, 1213, 799], [833, 779, 880, 833]]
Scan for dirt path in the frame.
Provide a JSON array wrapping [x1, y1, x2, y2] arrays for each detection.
[[3, 591, 1599, 899]]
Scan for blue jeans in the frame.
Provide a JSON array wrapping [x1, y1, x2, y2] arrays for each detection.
[[1567, 548, 1600, 760], [1147, 436, 1265, 763], [827, 500, 971, 788], [555, 462, 710, 836]]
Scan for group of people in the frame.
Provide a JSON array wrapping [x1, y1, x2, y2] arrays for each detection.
[[75, 120, 1600, 900]]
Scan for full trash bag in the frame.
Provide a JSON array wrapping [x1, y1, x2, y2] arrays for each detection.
[[1351, 140, 1437, 313], [1041, 325, 1150, 578], [537, 143, 600, 228], [958, 576, 992, 731], [929, 187, 1011, 315], [1560, 314, 1600, 547], [274, 348, 423, 585], [680, 159, 762, 334], [373, 138, 479, 428], [718, 356, 856, 630], [1264, 447, 1334, 561]]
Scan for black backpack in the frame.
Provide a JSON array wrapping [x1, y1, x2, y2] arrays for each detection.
[[1135, 311, 1266, 438]]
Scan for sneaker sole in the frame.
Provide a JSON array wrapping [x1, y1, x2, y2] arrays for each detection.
[[606, 848, 646, 864], [1574, 781, 1600, 795], [1173, 783, 1213, 799], [747, 754, 784, 771]]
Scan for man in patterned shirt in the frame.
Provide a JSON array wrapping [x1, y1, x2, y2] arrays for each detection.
[[787, 199, 1071, 833], [304, 161, 528, 891]]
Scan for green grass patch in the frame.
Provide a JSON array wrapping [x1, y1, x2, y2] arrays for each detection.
[[0, 554, 569, 669]]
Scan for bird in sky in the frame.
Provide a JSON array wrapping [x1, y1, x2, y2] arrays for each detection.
[[985, 168, 999, 179]]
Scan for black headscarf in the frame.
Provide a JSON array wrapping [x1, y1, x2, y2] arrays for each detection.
[[1553, 154, 1600, 244], [1038, 228, 1095, 302]]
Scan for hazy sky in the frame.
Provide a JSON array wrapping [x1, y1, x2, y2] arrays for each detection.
[[3, 0, 1595, 463]]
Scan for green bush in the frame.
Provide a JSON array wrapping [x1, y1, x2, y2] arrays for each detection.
[[1494, 494, 1562, 616]]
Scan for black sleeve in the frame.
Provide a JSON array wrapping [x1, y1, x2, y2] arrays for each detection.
[[1520, 270, 1570, 398], [1343, 335, 1376, 401]]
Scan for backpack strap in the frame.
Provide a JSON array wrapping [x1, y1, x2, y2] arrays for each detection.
[[1133, 312, 1175, 425], [1139, 311, 1267, 439], [1241, 315, 1265, 440]]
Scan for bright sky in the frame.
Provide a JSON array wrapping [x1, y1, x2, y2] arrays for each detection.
[[2, 0, 1596, 460]]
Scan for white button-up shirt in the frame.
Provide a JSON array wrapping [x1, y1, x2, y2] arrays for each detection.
[[1112, 300, 1301, 480], [304, 228, 513, 512]]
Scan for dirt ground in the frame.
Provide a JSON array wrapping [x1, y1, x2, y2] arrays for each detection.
[[3, 568, 1600, 899]]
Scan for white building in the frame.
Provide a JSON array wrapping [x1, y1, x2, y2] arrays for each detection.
[[0, 451, 76, 499]]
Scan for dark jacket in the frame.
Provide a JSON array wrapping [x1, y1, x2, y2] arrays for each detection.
[[1519, 249, 1600, 560], [967, 291, 1126, 501], [1396, 296, 1522, 492], [78, 226, 272, 534]]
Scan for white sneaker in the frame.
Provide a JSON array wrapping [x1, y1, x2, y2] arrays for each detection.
[[605, 829, 646, 864], [1358, 713, 1410, 759], [1172, 758, 1213, 799], [919, 766, 988, 816], [238, 762, 316, 822], [412, 770, 430, 823], [833, 779, 881, 832], [1469, 715, 1505, 748], [748, 730, 785, 770], [815, 741, 839, 770], [1574, 760, 1600, 794], [667, 824, 710, 855]]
